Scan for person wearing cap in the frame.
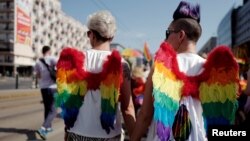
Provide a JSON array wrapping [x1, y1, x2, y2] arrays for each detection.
[[131, 1, 239, 141], [56, 10, 135, 141]]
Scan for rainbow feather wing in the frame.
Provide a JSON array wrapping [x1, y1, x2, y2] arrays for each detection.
[[153, 42, 184, 141], [55, 48, 87, 128], [100, 50, 122, 134], [199, 46, 240, 129]]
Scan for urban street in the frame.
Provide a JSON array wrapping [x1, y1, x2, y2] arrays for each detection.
[[0, 90, 64, 141], [1, 0, 250, 141], [0, 89, 141, 141]]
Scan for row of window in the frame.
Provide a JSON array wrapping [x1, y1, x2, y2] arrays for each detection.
[[238, 2, 250, 20], [0, 23, 14, 30], [0, 1, 14, 9], [0, 12, 14, 20], [235, 28, 250, 45], [0, 55, 13, 63], [0, 33, 14, 41]]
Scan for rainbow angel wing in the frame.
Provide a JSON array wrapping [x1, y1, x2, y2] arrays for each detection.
[[153, 42, 190, 141], [99, 50, 122, 134], [55, 48, 87, 129], [199, 46, 240, 130]]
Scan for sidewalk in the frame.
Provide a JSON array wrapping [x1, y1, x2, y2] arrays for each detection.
[[0, 78, 7, 82], [0, 89, 40, 100]]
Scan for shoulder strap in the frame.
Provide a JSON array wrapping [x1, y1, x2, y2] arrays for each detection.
[[40, 58, 51, 71]]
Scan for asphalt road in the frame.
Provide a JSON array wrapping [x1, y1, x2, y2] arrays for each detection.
[[0, 93, 64, 141], [0, 90, 143, 141]]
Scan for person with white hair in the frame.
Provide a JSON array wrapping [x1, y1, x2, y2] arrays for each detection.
[[56, 10, 136, 141]]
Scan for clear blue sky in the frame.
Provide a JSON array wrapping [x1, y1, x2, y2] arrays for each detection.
[[60, 0, 242, 54]]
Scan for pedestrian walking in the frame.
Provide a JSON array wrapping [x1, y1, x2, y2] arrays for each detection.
[[34, 46, 58, 140], [56, 10, 136, 141], [131, 1, 240, 141]]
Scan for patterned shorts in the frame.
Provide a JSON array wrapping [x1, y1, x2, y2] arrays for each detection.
[[67, 132, 123, 141]]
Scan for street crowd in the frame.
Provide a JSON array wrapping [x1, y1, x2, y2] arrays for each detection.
[[34, 1, 250, 141]]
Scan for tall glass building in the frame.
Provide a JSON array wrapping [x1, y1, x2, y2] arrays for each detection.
[[217, 7, 234, 47], [216, 0, 250, 60], [233, 0, 250, 60]]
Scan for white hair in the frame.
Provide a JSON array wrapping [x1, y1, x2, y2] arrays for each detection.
[[87, 10, 117, 39]]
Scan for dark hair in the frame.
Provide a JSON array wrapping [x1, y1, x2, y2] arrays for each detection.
[[171, 1, 201, 42], [42, 46, 51, 54], [173, 1, 200, 23], [172, 18, 202, 42], [91, 29, 112, 42]]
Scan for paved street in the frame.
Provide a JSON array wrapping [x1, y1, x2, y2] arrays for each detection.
[[0, 91, 64, 141], [0, 89, 141, 141]]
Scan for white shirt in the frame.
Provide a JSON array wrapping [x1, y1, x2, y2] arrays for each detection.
[[69, 49, 123, 138], [147, 53, 207, 141], [34, 56, 57, 89]]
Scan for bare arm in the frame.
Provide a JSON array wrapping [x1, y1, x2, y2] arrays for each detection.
[[131, 68, 154, 141], [120, 62, 136, 137]]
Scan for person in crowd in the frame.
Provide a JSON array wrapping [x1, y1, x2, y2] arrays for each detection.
[[131, 66, 145, 115], [34, 46, 57, 140], [131, 1, 239, 141], [237, 67, 250, 127], [56, 10, 136, 141], [243, 67, 250, 97], [235, 63, 248, 125]]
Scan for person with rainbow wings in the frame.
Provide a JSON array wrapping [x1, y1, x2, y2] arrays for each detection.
[[56, 10, 136, 141], [131, 1, 240, 141]]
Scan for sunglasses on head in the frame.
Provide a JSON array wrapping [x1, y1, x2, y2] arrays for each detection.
[[165, 29, 179, 39]]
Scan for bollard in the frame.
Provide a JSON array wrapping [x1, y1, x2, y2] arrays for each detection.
[[15, 74, 19, 89]]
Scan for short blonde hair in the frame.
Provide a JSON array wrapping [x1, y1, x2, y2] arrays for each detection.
[[87, 10, 116, 39]]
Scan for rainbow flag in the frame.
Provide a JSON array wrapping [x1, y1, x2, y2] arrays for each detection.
[[143, 42, 152, 62]]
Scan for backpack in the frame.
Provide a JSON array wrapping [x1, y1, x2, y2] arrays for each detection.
[[40, 58, 56, 82]]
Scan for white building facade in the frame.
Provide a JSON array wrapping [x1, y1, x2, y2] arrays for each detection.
[[0, 0, 89, 76]]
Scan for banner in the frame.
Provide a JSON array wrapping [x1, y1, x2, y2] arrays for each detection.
[[16, 0, 31, 46]]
